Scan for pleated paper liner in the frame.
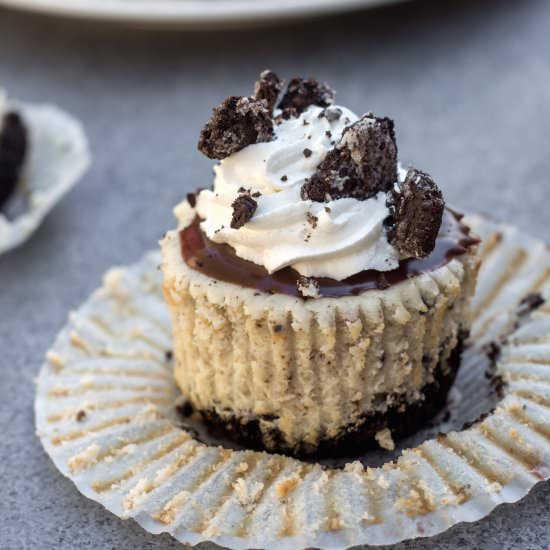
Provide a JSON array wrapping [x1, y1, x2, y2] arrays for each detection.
[[0, 94, 90, 254], [35, 214, 550, 549]]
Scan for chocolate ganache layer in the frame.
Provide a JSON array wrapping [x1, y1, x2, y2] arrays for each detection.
[[179, 207, 478, 298]]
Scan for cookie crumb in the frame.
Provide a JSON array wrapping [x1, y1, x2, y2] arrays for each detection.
[[517, 292, 545, 316], [306, 212, 318, 228], [76, 410, 87, 422], [375, 428, 395, 451], [303, 147, 313, 158], [230, 194, 258, 229], [297, 276, 321, 298]]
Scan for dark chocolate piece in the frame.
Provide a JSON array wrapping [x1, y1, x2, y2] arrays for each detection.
[[301, 114, 397, 202], [198, 96, 274, 160], [386, 168, 445, 259], [230, 194, 258, 229], [253, 70, 284, 114], [277, 77, 335, 119], [0, 111, 27, 208]]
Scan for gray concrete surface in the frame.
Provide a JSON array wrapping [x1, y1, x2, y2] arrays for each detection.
[[0, 0, 549, 548]]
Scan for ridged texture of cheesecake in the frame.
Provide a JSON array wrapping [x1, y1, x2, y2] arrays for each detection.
[[161, 210, 480, 455]]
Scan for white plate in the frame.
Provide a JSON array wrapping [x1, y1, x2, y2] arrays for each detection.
[[0, 0, 406, 28]]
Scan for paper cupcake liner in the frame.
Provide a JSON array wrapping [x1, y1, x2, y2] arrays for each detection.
[[0, 97, 90, 254], [35, 215, 550, 549]]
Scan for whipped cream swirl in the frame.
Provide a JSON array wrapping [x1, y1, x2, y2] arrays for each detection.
[[194, 105, 400, 281]]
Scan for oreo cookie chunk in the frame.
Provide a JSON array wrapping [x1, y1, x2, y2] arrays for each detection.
[[230, 193, 258, 229], [386, 168, 444, 258], [253, 70, 284, 114], [198, 96, 274, 160], [277, 77, 335, 119], [301, 114, 397, 202], [0, 111, 27, 208]]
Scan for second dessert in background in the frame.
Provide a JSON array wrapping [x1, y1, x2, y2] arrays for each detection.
[[161, 71, 480, 456]]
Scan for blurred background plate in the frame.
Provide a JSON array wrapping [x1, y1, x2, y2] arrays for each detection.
[[0, 0, 406, 28]]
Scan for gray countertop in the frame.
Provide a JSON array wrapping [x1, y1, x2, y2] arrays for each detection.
[[1, 0, 549, 548]]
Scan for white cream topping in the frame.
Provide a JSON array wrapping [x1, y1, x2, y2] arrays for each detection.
[[193, 104, 400, 281]]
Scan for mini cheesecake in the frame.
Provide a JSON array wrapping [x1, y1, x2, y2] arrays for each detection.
[[161, 72, 480, 456]]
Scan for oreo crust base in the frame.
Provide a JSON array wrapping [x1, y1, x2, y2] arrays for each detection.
[[186, 333, 466, 459]]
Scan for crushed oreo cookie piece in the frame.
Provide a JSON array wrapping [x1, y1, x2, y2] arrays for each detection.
[[301, 114, 397, 202], [186, 193, 197, 208], [230, 194, 258, 229], [386, 168, 444, 259], [253, 70, 284, 114], [296, 276, 321, 298], [340, 115, 397, 193], [0, 111, 28, 208], [300, 145, 365, 202], [198, 96, 274, 160], [277, 77, 335, 119], [303, 148, 312, 158]]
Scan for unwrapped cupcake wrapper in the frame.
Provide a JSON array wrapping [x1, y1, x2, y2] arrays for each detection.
[[35, 214, 550, 549], [0, 98, 90, 254]]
